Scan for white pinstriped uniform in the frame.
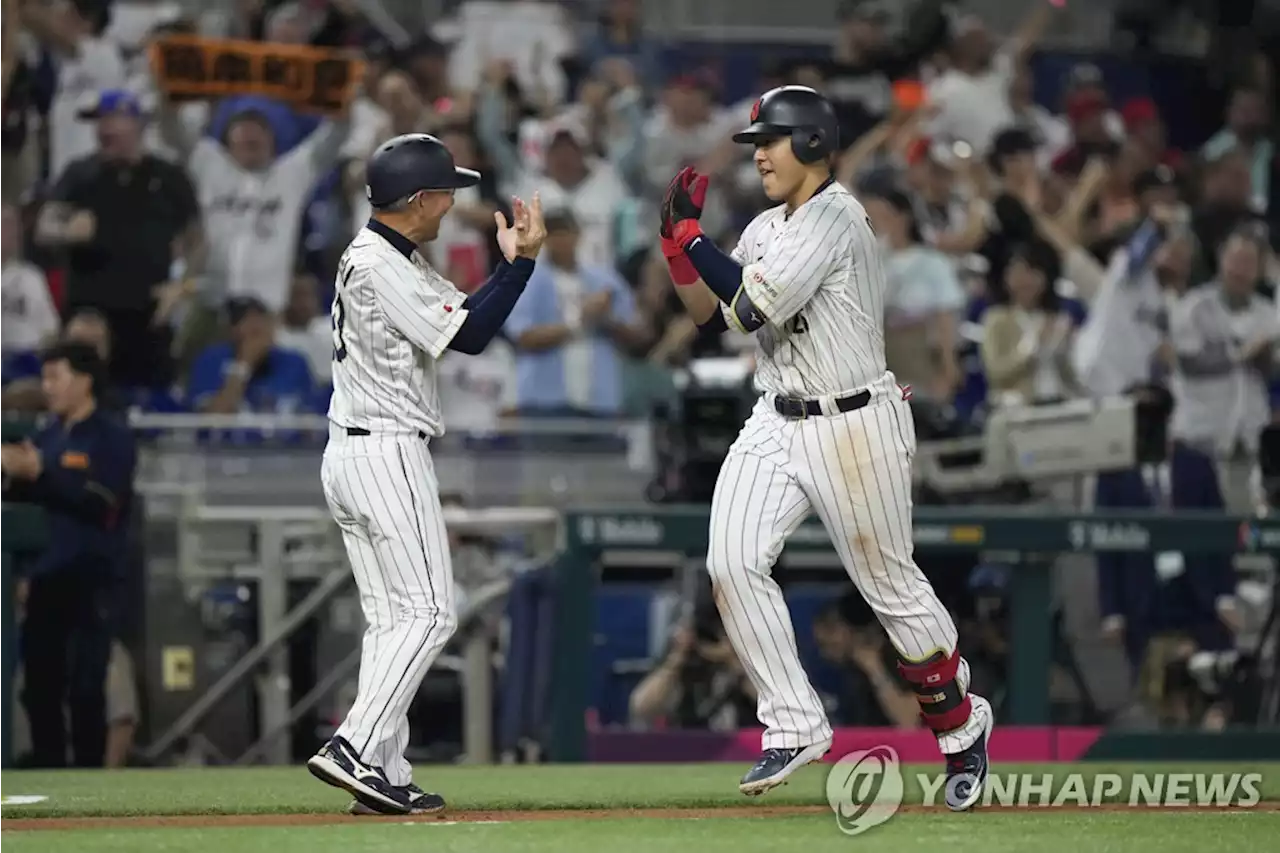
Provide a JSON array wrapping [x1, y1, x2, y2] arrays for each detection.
[[321, 225, 468, 785], [707, 181, 985, 754]]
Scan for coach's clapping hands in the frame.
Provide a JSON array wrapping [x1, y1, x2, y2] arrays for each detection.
[[494, 193, 546, 262]]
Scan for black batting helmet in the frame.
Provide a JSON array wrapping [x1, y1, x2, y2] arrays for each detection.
[[365, 133, 481, 208], [733, 86, 839, 164]]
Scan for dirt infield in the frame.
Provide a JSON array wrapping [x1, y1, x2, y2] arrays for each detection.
[[5, 803, 1278, 831]]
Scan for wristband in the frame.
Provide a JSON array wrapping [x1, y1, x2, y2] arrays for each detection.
[[666, 253, 699, 286], [660, 234, 698, 286], [671, 218, 705, 250]]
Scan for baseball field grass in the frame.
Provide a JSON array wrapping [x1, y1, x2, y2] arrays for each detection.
[[3, 762, 1278, 852]]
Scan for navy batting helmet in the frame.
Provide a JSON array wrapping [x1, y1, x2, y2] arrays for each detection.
[[365, 133, 481, 208], [732, 86, 839, 164]]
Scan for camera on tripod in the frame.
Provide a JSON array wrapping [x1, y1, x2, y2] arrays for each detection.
[[649, 358, 754, 504]]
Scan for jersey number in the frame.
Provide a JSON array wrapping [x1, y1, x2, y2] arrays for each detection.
[[332, 296, 348, 362], [786, 311, 810, 335], [332, 264, 354, 362]]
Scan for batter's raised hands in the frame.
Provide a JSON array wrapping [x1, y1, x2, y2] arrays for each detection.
[[495, 193, 547, 262]]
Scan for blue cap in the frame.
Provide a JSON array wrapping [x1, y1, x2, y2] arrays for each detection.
[[78, 89, 144, 120]]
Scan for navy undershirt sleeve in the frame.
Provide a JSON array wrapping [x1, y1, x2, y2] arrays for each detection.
[[698, 311, 728, 334], [448, 257, 536, 354], [684, 237, 743, 305]]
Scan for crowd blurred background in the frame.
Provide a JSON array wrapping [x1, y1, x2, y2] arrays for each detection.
[[3, 0, 1280, 767]]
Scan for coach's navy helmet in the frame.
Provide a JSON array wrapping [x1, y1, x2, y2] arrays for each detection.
[[365, 133, 481, 208]]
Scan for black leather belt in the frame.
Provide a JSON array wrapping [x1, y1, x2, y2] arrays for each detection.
[[346, 427, 428, 440], [773, 389, 871, 419]]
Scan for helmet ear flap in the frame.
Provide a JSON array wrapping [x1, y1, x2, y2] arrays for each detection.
[[790, 127, 826, 164]]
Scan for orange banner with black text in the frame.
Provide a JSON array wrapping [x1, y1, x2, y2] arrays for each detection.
[[149, 35, 364, 116]]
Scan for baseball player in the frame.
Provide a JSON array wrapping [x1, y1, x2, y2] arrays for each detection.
[[306, 134, 545, 815], [658, 87, 993, 808]]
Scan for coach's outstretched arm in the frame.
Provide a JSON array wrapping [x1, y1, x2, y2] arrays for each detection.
[[447, 195, 547, 354]]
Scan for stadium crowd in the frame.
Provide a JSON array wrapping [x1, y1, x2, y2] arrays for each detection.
[[2, 0, 1277, 429], [3, 0, 1280, 761]]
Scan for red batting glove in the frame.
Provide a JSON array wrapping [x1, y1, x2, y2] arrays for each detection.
[[671, 217, 704, 249], [661, 233, 699, 286], [662, 169, 711, 248]]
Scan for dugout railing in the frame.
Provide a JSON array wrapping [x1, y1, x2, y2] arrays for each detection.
[[545, 506, 1280, 762], [7, 502, 1280, 766]]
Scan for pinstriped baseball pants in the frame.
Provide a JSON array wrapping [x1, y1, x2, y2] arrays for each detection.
[[707, 390, 984, 755], [321, 428, 457, 785]]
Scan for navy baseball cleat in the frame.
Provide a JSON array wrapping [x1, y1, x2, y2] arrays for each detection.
[[348, 783, 446, 816], [739, 739, 832, 796], [944, 695, 995, 811], [306, 736, 412, 815]]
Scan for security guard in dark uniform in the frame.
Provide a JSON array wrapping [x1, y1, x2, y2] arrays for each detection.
[[1, 343, 137, 767]]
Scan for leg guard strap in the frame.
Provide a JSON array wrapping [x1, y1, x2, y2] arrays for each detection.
[[898, 652, 972, 734]]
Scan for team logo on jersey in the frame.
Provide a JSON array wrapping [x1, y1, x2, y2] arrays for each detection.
[[750, 99, 762, 122], [444, 304, 454, 313]]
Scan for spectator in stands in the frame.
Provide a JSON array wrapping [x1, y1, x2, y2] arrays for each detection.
[[1085, 141, 1145, 246], [865, 187, 964, 402], [448, 0, 576, 113], [579, 0, 663, 91], [964, 127, 1041, 271], [640, 73, 732, 237], [157, 98, 349, 349], [102, 0, 183, 89], [35, 90, 202, 391], [2, 306, 116, 413], [3, 0, 51, 202], [400, 35, 469, 126], [2, 203, 58, 379], [924, 4, 1054, 155], [1202, 85, 1273, 213], [898, 139, 990, 255], [1074, 212, 1196, 400], [812, 589, 920, 728], [825, 0, 948, 148], [305, 0, 368, 49], [62, 306, 112, 363], [1057, 61, 1125, 141], [25, 0, 127, 182], [629, 600, 755, 732], [186, 296, 313, 415], [2, 343, 136, 768], [980, 241, 1081, 407], [1121, 97, 1184, 173], [504, 210, 648, 418], [1169, 227, 1279, 513], [437, 337, 517, 435], [1050, 88, 1121, 179], [515, 124, 630, 270], [431, 126, 501, 292], [373, 70, 434, 139], [339, 44, 396, 236], [1191, 149, 1268, 281], [545, 59, 646, 193], [952, 256, 993, 423], [275, 273, 333, 387], [1008, 63, 1069, 169]]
